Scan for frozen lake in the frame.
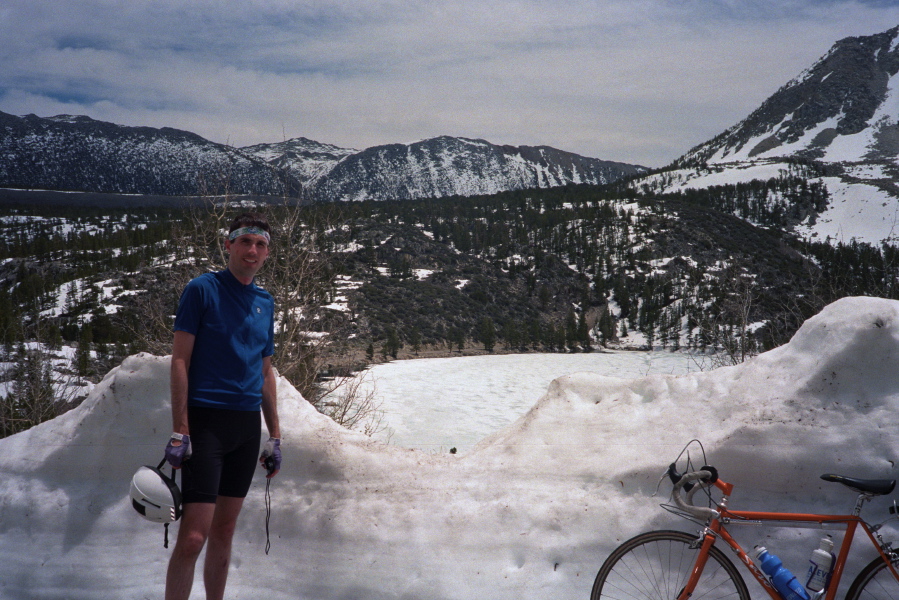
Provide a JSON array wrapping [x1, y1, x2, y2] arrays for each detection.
[[357, 350, 702, 452]]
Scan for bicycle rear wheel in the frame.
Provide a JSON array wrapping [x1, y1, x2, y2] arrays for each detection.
[[591, 530, 750, 600], [845, 555, 899, 600]]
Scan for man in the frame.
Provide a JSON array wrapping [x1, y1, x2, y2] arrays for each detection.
[[163, 212, 282, 600]]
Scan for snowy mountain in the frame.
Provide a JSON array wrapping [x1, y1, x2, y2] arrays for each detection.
[[245, 135, 646, 202], [0, 112, 644, 201], [640, 25, 899, 245], [679, 25, 899, 166], [1, 296, 898, 599], [240, 136, 359, 186], [0, 112, 288, 196]]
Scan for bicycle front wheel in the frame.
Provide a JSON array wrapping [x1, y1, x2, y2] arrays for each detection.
[[846, 555, 899, 600], [591, 530, 750, 600]]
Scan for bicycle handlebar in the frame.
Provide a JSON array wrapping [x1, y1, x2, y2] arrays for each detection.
[[669, 465, 720, 521]]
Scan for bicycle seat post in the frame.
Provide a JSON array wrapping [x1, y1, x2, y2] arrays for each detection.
[[853, 493, 875, 517]]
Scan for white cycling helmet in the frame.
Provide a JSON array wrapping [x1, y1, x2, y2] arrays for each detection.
[[130, 460, 182, 524]]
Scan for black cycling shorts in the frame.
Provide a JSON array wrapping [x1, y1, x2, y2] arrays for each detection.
[[181, 405, 261, 504]]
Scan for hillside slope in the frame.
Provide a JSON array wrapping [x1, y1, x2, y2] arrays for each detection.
[[639, 25, 899, 245], [679, 25, 899, 165]]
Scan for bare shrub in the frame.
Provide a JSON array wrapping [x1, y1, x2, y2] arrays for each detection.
[[316, 371, 389, 437], [0, 321, 90, 437]]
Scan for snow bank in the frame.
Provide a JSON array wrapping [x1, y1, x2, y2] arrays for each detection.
[[2, 297, 899, 600]]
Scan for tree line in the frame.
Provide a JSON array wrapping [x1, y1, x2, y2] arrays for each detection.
[[0, 170, 897, 437]]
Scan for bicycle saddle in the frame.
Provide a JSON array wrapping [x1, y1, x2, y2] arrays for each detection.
[[820, 474, 896, 495]]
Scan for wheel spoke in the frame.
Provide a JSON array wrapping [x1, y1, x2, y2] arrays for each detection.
[[848, 558, 899, 600], [592, 531, 750, 600]]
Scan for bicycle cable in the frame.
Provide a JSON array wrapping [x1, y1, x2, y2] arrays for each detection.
[[655, 439, 709, 496]]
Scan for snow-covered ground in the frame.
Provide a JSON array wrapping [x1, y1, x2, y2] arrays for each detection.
[[639, 161, 899, 244], [795, 176, 899, 244], [2, 296, 899, 600], [360, 351, 699, 452]]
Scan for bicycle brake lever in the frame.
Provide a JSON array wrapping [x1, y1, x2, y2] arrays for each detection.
[[668, 462, 696, 492]]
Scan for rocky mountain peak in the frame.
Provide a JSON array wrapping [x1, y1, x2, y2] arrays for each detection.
[[304, 135, 646, 202], [678, 25, 899, 166]]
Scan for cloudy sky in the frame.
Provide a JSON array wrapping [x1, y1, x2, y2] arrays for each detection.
[[2, 1, 898, 167]]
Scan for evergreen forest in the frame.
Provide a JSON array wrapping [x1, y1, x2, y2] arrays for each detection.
[[1, 172, 897, 436]]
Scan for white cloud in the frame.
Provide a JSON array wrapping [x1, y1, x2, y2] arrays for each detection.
[[1, 1, 898, 166]]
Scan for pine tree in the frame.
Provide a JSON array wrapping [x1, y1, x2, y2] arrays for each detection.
[[479, 317, 496, 353], [453, 328, 465, 353], [384, 327, 401, 359], [409, 327, 422, 355], [76, 324, 94, 377]]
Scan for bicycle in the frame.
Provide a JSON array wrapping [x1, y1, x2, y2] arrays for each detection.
[[591, 445, 899, 600]]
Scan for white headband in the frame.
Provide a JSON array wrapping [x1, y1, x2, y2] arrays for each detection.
[[228, 226, 270, 243]]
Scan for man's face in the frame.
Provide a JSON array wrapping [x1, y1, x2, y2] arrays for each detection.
[[225, 233, 270, 282]]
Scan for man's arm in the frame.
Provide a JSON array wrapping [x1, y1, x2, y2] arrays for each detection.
[[260, 355, 281, 478], [171, 330, 195, 435], [260, 355, 280, 439]]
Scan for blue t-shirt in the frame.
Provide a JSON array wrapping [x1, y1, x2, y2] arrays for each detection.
[[174, 269, 275, 411]]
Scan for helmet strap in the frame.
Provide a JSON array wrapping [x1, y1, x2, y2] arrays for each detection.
[[156, 457, 180, 549]]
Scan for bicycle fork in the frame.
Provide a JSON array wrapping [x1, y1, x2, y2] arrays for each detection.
[[677, 530, 719, 600]]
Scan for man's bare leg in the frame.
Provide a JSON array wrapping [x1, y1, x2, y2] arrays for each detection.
[[203, 496, 246, 600], [165, 502, 216, 600]]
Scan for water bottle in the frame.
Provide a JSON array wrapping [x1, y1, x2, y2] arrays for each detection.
[[806, 537, 835, 592], [755, 546, 811, 600]]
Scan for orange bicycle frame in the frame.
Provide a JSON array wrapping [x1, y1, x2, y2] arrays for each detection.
[[678, 478, 899, 600]]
